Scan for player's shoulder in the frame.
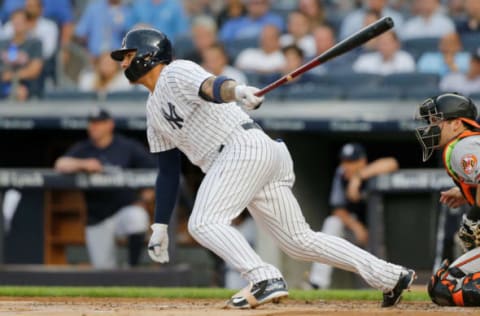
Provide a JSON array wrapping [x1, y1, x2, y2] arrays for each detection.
[[166, 59, 202, 72], [450, 135, 480, 182]]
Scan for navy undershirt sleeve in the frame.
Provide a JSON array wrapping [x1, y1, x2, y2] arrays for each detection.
[[154, 148, 181, 224]]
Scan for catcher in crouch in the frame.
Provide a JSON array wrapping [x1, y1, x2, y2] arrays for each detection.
[[415, 92, 480, 306]]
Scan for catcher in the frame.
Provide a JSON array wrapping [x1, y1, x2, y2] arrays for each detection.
[[415, 92, 480, 306]]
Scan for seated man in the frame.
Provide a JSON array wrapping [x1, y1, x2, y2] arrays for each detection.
[[54, 108, 156, 269], [308, 143, 399, 289]]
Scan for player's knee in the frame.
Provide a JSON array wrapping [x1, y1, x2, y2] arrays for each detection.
[[282, 230, 317, 260]]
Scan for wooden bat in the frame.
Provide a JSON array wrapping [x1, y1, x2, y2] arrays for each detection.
[[254, 16, 395, 97]]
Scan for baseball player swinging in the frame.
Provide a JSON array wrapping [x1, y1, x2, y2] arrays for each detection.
[[110, 28, 414, 309], [415, 92, 480, 305]]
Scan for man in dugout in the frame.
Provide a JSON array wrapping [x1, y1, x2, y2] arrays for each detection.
[[54, 107, 156, 269]]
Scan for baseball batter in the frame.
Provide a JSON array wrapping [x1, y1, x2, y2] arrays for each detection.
[[111, 28, 414, 309]]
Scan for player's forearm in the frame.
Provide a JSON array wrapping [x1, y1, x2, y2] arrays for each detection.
[[54, 157, 87, 173], [199, 76, 237, 103], [358, 157, 399, 179], [154, 149, 181, 224]]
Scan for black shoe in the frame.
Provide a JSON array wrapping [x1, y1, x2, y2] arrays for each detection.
[[225, 278, 289, 309], [381, 269, 416, 308]]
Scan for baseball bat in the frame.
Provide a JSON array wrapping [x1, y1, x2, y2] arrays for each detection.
[[254, 16, 395, 97]]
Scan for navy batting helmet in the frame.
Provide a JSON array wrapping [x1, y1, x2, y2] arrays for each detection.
[[414, 92, 480, 161], [111, 28, 172, 82]]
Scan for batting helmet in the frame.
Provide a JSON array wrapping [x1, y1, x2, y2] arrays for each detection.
[[414, 93, 480, 161], [111, 28, 172, 82]]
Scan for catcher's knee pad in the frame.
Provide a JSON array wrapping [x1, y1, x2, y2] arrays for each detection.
[[428, 258, 480, 306]]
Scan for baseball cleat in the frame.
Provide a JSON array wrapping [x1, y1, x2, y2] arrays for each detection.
[[224, 278, 289, 309], [381, 269, 416, 307]]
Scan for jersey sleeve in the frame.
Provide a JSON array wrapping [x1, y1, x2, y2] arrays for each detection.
[[63, 142, 87, 158], [450, 136, 480, 184], [147, 124, 176, 153], [168, 60, 213, 101]]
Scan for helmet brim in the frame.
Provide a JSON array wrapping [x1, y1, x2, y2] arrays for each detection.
[[111, 48, 137, 61]]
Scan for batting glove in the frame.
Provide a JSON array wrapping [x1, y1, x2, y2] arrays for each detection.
[[234, 85, 264, 110], [148, 223, 169, 263]]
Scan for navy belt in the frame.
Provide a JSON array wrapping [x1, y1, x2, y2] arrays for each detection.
[[218, 122, 262, 153], [241, 122, 262, 130]]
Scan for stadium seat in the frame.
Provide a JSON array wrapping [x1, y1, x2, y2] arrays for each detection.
[[402, 86, 441, 100], [381, 73, 440, 89], [345, 86, 402, 100], [470, 92, 480, 102], [105, 90, 149, 102], [325, 72, 382, 89], [460, 33, 479, 52], [173, 35, 194, 59], [402, 37, 440, 60], [43, 90, 99, 101], [282, 84, 343, 100]]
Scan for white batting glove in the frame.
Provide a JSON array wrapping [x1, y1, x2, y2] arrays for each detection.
[[148, 223, 169, 263], [234, 85, 264, 110]]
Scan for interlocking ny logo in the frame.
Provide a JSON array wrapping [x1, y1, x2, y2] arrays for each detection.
[[162, 102, 184, 129]]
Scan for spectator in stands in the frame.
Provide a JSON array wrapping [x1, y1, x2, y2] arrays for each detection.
[[362, 9, 381, 52], [439, 48, 480, 96], [0, 9, 43, 100], [202, 43, 247, 84], [219, 0, 283, 43], [74, 0, 129, 58], [401, 0, 455, 40], [216, 0, 246, 29], [298, 0, 326, 30], [417, 32, 470, 77], [339, 0, 404, 40], [235, 24, 285, 74], [78, 51, 133, 93], [0, 0, 73, 49], [310, 24, 355, 74], [184, 15, 217, 64], [447, 0, 466, 19], [127, 0, 189, 42], [353, 31, 415, 75], [280, 11, 316, 58], [308, 143, 399, 289], [0, 0, 58, 60], [259, 44, 312, 87], [456, 0, 480, 35], [54, 108, 156, 269]]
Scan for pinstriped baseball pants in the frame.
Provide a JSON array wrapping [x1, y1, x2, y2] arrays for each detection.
[[188, 128, 404, 292]]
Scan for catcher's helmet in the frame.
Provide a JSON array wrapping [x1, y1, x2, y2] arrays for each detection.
[[111, 28, 172, 82], [414, 92, 479, 161]]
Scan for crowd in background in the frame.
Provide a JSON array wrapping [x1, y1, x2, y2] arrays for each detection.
[[0, 0, 479, 101]]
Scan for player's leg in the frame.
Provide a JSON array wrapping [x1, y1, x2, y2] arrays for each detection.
[[85, 216, 117, 268], [188, 130, 287, 308], [188, 132, 282, 284], [114, 204, 149, 266], [309, 215, 345, 289], [248, 141, 413, 299]]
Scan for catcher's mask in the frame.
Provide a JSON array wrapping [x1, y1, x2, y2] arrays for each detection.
[[414, 93, 480, 162]]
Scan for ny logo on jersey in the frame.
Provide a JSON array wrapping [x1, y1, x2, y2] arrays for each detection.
[[162, 102, 184, 129]]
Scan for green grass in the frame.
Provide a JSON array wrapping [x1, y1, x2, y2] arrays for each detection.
[[0, 287, 430, 301]]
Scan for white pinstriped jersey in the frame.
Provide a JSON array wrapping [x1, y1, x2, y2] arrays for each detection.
[[146, 60, 251, 171]]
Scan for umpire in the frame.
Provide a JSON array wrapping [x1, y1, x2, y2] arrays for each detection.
[[54, 107, 156, 268]]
